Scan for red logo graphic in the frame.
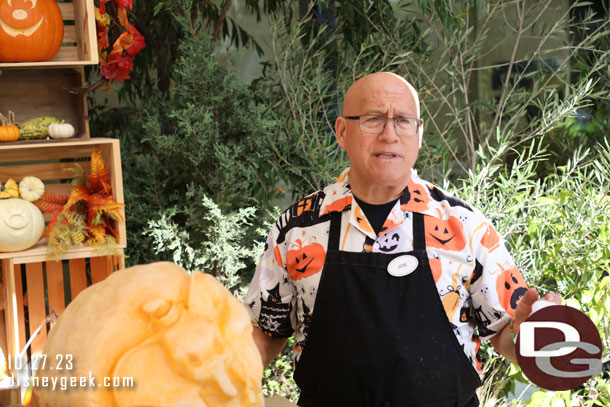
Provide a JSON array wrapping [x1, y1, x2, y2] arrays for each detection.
[[516, 305, 603, 391]]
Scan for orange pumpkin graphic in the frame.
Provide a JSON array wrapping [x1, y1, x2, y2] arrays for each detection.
[[424, 211, 466, 251], [286, 238, 325, 281], [495, 263, 528, 316], [0, 0, 63, 62], [480, 223, 500, 253], [401, 180, 430, 212]]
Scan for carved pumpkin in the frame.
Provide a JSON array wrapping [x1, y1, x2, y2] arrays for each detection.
[[495, 262, 528, 316], [32, 262, 264, 407], [286, 238, 326, 281], [424, 211, 466, 252], [0, 0, 64, 62], [0, 198, 44, 252]]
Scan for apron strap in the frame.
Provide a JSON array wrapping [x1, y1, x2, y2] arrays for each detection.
[[328, 211, 342, 251], [412, 212, 426, 251]]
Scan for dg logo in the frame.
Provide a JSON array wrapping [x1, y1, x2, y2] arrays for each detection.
[[516, 305, 604, 391]]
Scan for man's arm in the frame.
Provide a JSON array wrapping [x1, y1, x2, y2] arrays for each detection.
[[490, 288, 562, 362], [252, 326, 289, 368]]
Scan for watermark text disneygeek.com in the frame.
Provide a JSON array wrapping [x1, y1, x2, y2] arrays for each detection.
[[6, 372, 134, 390], [6, 354, 134, 390]]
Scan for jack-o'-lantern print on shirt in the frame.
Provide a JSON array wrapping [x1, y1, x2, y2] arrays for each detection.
[[494, 262, 528, 316], [400, 179, 431, 213], [373, 227, 407, 253], [286, 237, 326, 281], [424, 209, 467, 252]]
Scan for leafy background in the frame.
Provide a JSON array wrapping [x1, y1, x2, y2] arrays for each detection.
[[87, 0, 609, 405]]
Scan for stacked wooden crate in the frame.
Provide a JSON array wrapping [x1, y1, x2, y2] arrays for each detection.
[[0, 0, 126, 377]]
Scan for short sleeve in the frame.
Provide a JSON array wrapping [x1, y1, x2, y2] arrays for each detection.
[[469, 213, 529, 340], [244, 222, 297, 339]]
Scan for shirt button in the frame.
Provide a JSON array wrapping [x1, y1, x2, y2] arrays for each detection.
[[374, 243, 380, 249]]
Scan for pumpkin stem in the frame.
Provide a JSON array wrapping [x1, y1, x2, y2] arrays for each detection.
[[0, 113, 6, 127], [8, 111, 15, 126]]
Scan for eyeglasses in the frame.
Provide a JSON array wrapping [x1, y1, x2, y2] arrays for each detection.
[[345, 115, 423, 137]]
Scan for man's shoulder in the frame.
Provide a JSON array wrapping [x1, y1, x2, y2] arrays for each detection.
[[273, 189, 330, 245]]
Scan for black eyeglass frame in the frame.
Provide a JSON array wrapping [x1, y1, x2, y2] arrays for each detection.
[[344, 115, 423, 136]]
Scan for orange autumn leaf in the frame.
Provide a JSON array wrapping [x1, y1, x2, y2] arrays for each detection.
[[88, 148, 111, 192], [35, 192, 69, 214]]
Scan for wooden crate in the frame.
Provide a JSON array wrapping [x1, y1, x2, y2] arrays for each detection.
[[0, 0, 98, 68], [0, 255, 124, 369], [0, 138, 125, 372], [0, 138, 126, 254], [0, 67, 90, 143]]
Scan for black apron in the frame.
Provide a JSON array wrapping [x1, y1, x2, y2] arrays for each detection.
[[294, 211, 481, 407]]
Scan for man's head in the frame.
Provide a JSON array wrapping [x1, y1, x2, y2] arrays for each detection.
[[335, 72, 422, 198]]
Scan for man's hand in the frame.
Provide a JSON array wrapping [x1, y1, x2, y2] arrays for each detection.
[[491, 288, 562, 362]]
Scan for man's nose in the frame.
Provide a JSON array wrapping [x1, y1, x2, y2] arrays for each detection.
[[378, 119, 399, 142]]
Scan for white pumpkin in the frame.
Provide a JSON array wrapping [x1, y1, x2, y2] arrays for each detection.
[[19, 176, 45, 202], [47, 121, 75, 139], [0, 199, 45, 252]]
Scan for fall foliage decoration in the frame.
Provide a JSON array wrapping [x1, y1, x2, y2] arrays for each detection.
[[0, 111, 19, 142], [34, 148, 124, 258], [95, 0, 144, 89], [0, 0, 63, 62], [31, 262, 264, 407]]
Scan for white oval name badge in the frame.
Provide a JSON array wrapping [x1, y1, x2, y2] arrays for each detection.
[[387, 255, 419, 277]]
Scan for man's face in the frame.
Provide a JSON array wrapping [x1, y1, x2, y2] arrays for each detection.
[[336, 73, 421, 192]]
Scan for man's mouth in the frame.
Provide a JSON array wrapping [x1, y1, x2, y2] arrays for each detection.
[[374, 152, 398, 158]]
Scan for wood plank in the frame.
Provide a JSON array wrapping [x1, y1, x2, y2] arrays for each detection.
[[25, 263, 46, 355], [13, 265, 26, 353], [1, 259, 19, 362], [63, 26, 78, 43], [0, 162, 91, 182], [58, 2, 75, 20], [90, 257, 110, 284], [68, 258, 87, 303], [75, 0, 98, 63], [45, 261, 65, 317]]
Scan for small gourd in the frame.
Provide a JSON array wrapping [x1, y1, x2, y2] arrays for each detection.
[[19, 176, 45, 202], [0, 179, 19, 199], [47, 121, 75, 139], [0, 111, 20, 142], [0, 198, 45, 252]]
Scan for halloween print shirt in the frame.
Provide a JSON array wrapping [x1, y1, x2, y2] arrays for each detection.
[[244, 168, 528, 374]]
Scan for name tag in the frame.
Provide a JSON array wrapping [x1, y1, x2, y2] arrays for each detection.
[[387, 255, 418, 277]]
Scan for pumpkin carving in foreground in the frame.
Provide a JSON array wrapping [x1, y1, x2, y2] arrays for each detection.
[[0, 0, 64, 62], [0, 198, 44, 252], [32, 262, 264, 407]]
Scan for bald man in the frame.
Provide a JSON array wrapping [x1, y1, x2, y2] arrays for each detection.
[[245, 72, 558, 407]]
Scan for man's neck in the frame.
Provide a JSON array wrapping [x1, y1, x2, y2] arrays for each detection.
[[349, 176, 410, 204]]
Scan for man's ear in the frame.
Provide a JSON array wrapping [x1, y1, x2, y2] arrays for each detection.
[[335, 116, 347, 149], [418, 120, 424, 148]]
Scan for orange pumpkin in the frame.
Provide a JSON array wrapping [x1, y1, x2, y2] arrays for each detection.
[[32, 262, 264, 407], [286, 238, 326, 280], [0, 111, 19, 142], [0, 0, 63, 62], [495, 263, 528, 316], [424, 212, 466, 252]]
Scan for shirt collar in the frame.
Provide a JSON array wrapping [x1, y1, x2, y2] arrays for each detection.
[[319, 167, 443, 219]]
